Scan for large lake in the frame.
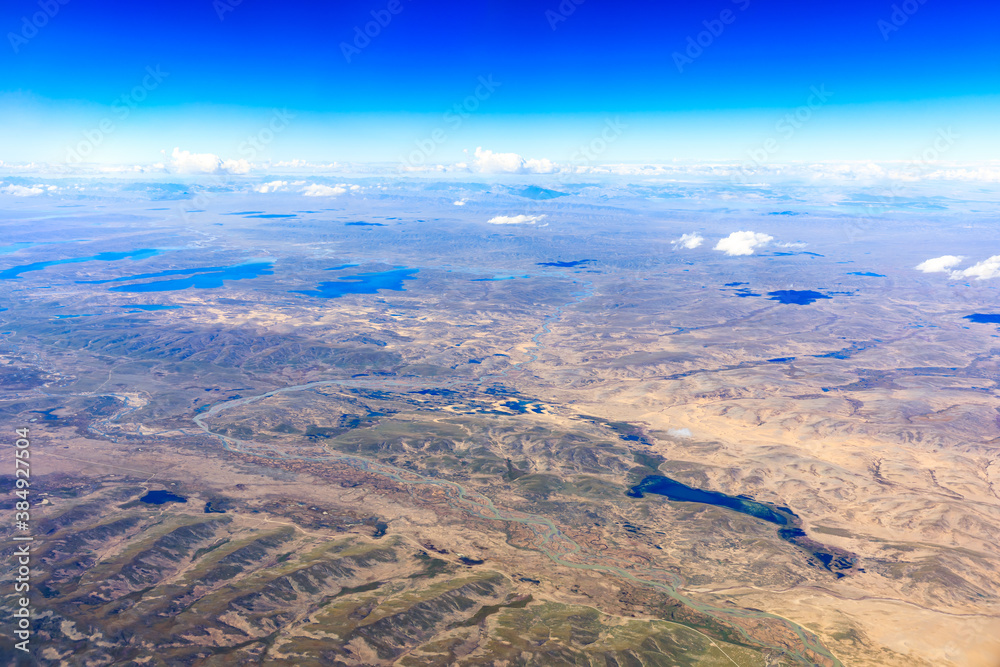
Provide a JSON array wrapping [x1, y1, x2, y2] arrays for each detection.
[[292, 268, 418, 298], [93, 263, 274, 292], [627, 474, 856, 575], [627, 475, 791, 525], [767, 290, 832, 305], [0, 249, 162, 280]]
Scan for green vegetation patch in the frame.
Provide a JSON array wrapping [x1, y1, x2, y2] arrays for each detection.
[[515, 473, 564, 497]]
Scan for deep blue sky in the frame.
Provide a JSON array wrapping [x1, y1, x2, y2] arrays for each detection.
[[2, 0, 998, 164]]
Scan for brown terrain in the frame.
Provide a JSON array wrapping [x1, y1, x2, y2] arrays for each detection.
[[0, 188, 998, 665]]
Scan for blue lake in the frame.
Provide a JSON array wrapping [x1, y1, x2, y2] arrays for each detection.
[[80, 264, 244, 285], [626, 474, 856, 575], [0, 249, 162, 280], [768, 290, 831, 305], [140, 490, 187, 505], [107, 262, 274, 292], [537, 260, 593, 268], [292, 268, 418, 299], [964, 314, 1000, 324], [721, 282, 761, 297], [848, 272, 885, 277], [120, 304, 182, 311], [627, 475, 790, 525]]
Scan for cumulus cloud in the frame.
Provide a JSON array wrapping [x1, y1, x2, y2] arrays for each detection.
[[714, 231, 773, 256], [0, 183, 45, 196], [915, 255, 964, 273], [486, 214, 546, 225], [255, 180, 289, 193], [667, 428, 692, 438], [301, 184, 345, 197], [169, 147, 250, 175], [950, 255, 1000, 281], [472, 147, 557, 174], [453, 199, 467, 206], [671, 233, 704, 249]]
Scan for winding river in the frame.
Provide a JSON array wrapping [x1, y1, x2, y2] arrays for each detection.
[[181, 276, 842, 667]]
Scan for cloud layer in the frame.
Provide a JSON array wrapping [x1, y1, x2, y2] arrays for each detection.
[[1, 183, 47, 196], [951, 255, 1000, 281], [714, 231, 773, 256], [254, 180, 290, 193], [671, 233, 704, 249], [915, 254, 1000, 281], [299, 183, 360, 197], [301, 184, 346, 197], [473, 147, 557, 174], [915, 255, 965, 273], [169, 148, 250, 175], [486, 214, 546, 225]]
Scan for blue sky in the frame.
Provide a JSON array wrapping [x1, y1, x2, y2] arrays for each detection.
[[2, 0, 997, 165]]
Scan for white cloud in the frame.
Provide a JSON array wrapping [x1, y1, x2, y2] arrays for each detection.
[[298, 183, 360, 197], [558, 160, 1000, 184], [774, 241, 807, 248], [667, 428, 692, 438], [255, 180, 289, 193], [714, 231, 773, 256], [93, 164, 151, 174], [524, 157, 557, 173], [301, 184, 346, 197], [671, 233, 703, 249], [0, 183, 44, 196], [169, 147, 250, 175], [472, 147, 558, 174], [486, 214, 546, 225], [915, 255, 964, 273], [950, 255, 1000, 281], [453, 199, 467, 206]]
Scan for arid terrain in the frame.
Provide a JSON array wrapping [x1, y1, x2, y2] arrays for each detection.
[[1, 179, 999, 666]]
